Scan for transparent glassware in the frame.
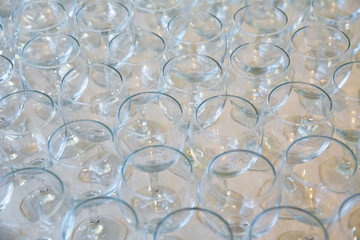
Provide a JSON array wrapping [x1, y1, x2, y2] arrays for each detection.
[[200, 149, 280, 238], [48, 119, 122, 203], [0, 18, 15, 62], [11, 0, 71, 55], [119, 145, 197, 236], [231, 3, 290, 52], [249, 206, 329, 240], [0, 167, 67, 240], [0, 55, 23, 98], [280, 135, 357, 225], [61, 196, 139, 240], [290, 25, 351, 92], [20, 33, 88, 99], [114, 91, 187, 160], [226, 42, 292, 112], [59, 63, 128, 128], [0, 90, 63, 169], [0, 0, 17, 20], [166, 11, 228, 66], [260, 82, 334, 158], [75, 0, 134, 63], [153, 207, 234, 240], [331, 61, 360, 147], [106, 29, 167, 95]]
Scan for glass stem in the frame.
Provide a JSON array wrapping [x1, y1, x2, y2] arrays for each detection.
[[149, 172, 159, 196], [89, 205, 100, 225]]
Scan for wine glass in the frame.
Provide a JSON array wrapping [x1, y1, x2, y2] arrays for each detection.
[[119, 145, 197, 236], [260, 81, 334, 158], [62, 196, 139, 240], [59, 63, 128, 128], [0, 167, 67, 239], [280, 135, 357, 225], [114, 91, 187, 160], [166, 11, 228, 66], [0, 90, 63, 169], [48, 119, 122, 203], [200, 149, 280, 238], [188, 94, 262, 172], [0, 18, 15, 62], [249, 206, 329, 239], [75, 0, 135, 63], [230, 3, 290, 52], [226, 42, 292, 112], [106, 29, 167, 95], [290, 25, 351, 92], [20, 33, 88, 99], [153, 207, 234, 240], [0, 55, 23, 98]]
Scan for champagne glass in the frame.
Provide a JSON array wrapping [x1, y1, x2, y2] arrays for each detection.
[[0, 90, 63, 169], [0, 18, 15, 62], [260, 82, 334, 158], [226, 42, 292, 112], [48, 119, 122, 203], [59, 63, 128, 128], [0, 167, 66, 239], [20, 33, 88, 99], [114, 91, 187, 159], [249, 206, 329, 239], [153, 207, 234, 240], [62, 196, 139, 240], [119, 145, 197, 236], [189, 94, 262, 171], [200, 149, 280, 238], [281, 135, 357, 225], [0, 55, 23, 98]]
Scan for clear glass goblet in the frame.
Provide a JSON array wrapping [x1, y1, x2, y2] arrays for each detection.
[[59, 63, 128, 128], [281, 135, 357, 225], [200, 149, 280, 238], [114, 91, 187, 160], [48, 119, 122, 203], [249, 206, 329, 240], [153, 207, 234, 240], [0, 167, 66, 240], [119, 145, 197, 236], [20, 33, 88, 99], [62, 196, 139, 240], [0, 55, 23, 98], [260, 82, 334, 158]]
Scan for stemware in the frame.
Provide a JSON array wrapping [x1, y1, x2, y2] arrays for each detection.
[[20, 33, 88, 99], [0, 18, 15, 62], [280, 135, 357, 225], [0, 167, 66, 239], [48, 119, 122, 203], [0, 90, 62, 169], [166, 11, 228, 66], [200, 149, 280, 238], [62, 196, 139, 240], [249, 206, 329, 239], [106, 29, 166, 95], [114, 91, 187, 159], [226, 42, 292, 112], [153, 207, 234, 240], [59, 63, 128, 128], [260, 82, 334, 158], [0, 55, 23, 98], [75, 0, 134, 63], [119, 145, 197, 235]]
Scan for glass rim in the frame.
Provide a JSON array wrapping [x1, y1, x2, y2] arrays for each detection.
[[0, 55, 14, 83], [60, 63, 124, 105], [11, 0, 68, 32], [311, 1, 360, 23], [0, 90, 57, 135], [266, 81, 333, 126], [21, 33, 81, 69], [134, 0, 183, 13], [233, 4, 289, 37], [230, 42, 291, 80], [284, 135, 357, 189], [108, 29, 166, 65], [167, 11, 225, 45], [205, 149, 276, 202], [249, 205, 329, 239], [290, 25, 351, 60], [76, 1, 131, 33], [338, 192, 360, 222], [153, 207, 234, 239], [332, 61, 360, 100]]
